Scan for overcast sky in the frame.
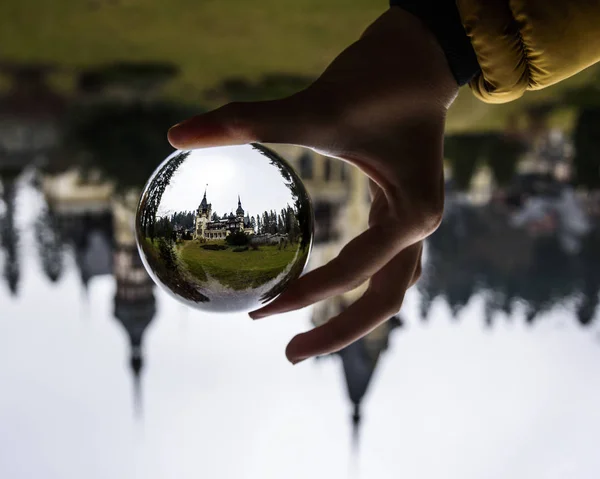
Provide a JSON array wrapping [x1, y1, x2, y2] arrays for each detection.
[[156, 146, 295, 219], [1, 181, 600, 479]]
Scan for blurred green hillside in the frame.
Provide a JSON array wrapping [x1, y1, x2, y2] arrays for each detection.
[[1, 0, 598, 131]]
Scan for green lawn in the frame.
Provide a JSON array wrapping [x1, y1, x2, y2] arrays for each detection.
[[3, 0, 598, 131], [140, 237, 209, 303], [177, 241, 297, 290]]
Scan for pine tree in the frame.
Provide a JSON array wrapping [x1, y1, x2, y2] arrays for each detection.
[[270, 211, 278, 234], [285, 205, 294, 234], [256, 215, 262, 234]]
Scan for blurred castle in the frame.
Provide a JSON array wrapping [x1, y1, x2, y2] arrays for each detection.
[[5, 60, 598, 444], [194, 190, 253, 240]]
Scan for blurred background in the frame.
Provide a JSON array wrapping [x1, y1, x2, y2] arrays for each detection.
[[1, 1, 600, 478]]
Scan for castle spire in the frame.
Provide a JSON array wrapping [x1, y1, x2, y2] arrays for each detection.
[[200, 184, 209, 209], [351, 403, 361, 452], [236, 194, 244, 217]]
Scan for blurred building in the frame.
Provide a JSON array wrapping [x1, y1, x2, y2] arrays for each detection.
[[42, 169, 114, 288]]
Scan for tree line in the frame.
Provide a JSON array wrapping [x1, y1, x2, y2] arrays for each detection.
[[254, 206, 301, 239]]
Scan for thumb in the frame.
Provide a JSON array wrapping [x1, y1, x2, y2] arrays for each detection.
[[168, 95, 316, 150]]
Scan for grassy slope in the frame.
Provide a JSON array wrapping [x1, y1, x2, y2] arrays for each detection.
[[1, 0, 597, 131], [178, 241, 296, 290], [0, 0, 381, 104]]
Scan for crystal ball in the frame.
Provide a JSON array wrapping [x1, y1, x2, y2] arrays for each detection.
[[135, 144, 313, 312]]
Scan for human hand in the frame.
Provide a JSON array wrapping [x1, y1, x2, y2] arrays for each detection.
[[167, 7, 459, 363]]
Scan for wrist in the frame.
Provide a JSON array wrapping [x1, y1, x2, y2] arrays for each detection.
[[388, 2, 480, 87], [364, 8, 460, 112]]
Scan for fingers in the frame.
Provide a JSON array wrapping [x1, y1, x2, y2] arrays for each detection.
[[286, 289, 403, 363], [249, 221, 411, 319], [168, 93, 318, 150], [285, 243, 422, 363]]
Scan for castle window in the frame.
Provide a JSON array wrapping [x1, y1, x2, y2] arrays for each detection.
[[324, 157, 332, 182], [314, 201, 339, 244], [340, 162, 348, 182], [298, 152, 313, 180]]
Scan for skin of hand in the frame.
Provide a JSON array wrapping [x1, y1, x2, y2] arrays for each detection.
[[168, 7, 459, 364]]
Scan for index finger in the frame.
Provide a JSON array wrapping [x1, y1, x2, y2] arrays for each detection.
[[167, 95, 319, 150]]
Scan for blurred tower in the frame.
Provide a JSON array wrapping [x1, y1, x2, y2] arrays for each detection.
[[338, 313, 402, 449], [112, 191, 156, 416]]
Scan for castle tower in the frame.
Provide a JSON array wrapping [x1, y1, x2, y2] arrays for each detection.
[[236, 195, 244, 217], [195, 186, 212, 239], [112, 193, 156, 417], [235, 195, 245, 231]]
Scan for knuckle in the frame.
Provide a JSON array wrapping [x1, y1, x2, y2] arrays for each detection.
[[385, 296, 404, 315], [410, 189, 444, 237], [423, 199, 444, 234]]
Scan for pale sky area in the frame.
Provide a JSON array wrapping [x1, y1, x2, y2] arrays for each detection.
[[155, 146, 296, 220], [2, 181, 600, 479]]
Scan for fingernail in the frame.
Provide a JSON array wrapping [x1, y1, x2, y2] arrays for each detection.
[[290, 357, 307, 365], [168, 119, 194, 144], [249, 306, 276, 319], [168, 117, 194, 132]]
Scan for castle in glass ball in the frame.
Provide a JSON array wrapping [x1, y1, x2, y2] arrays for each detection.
[[194, 189, 254, 241]]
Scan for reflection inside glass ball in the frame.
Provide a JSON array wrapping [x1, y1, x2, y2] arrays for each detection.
[[135, 144, 313, 312]]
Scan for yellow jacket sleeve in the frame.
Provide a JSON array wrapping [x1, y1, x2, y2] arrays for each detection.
[[457, 0, 600, 103]]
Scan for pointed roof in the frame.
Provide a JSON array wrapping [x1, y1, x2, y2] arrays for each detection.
[[200, 185, 208, 209], [338, 340, 373, 452], [236, 195, 244, 215], [337, 314, 403, 449]]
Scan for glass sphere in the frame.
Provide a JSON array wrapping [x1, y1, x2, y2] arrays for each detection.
[[135, 144, 313, 313]]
